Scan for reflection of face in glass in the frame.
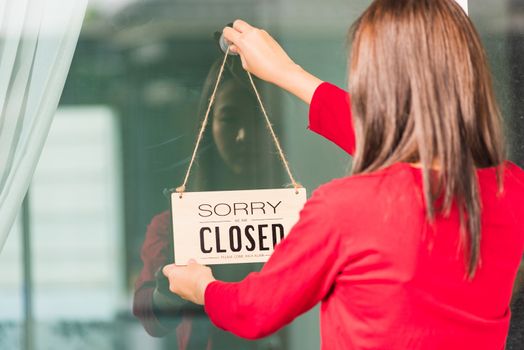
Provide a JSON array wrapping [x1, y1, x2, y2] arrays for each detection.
[[212, 79, 260, 175]]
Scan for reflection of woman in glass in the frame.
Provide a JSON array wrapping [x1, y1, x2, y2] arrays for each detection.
[[163, 1, 524, 349], [192, 50, 274, 193], [132, 47, 281, 349]]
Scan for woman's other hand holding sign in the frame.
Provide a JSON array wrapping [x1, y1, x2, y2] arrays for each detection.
[[162, 260, 216, 305]]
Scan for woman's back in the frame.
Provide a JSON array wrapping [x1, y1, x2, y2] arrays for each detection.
[[319, 161, 524, 349], [201, 160, 524, 349], [197, 77, 524, 349]]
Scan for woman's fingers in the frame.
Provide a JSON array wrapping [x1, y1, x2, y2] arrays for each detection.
[[162, 263, 174, 276], [223, 26, 244, 56], [161, 261, 215, 305], [221, 19, 298, 86], [223, 26, 240, 45], [232, 19, 254, 33], [223, 20, 259, 52]]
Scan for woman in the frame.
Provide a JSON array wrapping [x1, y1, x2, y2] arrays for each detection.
[[163, 1, 524, 349], [132, 49, 283, 349]]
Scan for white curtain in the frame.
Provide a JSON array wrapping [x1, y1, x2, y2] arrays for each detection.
[[0, 0, 88, 251]]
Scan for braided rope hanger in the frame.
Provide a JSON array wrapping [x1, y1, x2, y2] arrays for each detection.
[[175, 46, 301, 198]]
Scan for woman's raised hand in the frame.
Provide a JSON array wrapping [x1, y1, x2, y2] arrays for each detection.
[[222, 20, 299, 86], [222, 19, 324, 105]]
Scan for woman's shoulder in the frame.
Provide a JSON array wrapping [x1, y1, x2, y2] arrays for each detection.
[[312, 163, 417, 211], [497, 161, 524, 204], [316, 162, 415, 193], [478, 161, 524, 192], [501, 160, 524, 183]]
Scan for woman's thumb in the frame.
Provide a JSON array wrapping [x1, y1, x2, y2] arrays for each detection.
[[162, 264, 174, 276]]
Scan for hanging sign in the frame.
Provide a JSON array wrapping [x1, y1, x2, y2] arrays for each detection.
[[171, 188, 307, 265], [170, 44, 306, 265]]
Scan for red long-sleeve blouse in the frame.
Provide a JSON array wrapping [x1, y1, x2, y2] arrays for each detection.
[[203, 82, 524, 349]]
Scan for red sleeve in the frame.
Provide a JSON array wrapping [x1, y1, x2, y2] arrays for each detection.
[[203, 185, 347, 339], [132, 211, 173, 337], [308, 81, 356, 156]]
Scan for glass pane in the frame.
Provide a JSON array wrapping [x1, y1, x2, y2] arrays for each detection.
[[0, 217, 23, 350], [3, 0, 521, 349], [30, 107, 123, 349]]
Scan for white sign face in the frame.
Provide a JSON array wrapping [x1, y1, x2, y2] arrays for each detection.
[[171, 188, 307, 265]]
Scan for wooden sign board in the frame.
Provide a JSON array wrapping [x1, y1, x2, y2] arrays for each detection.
[[171, 188, 307, 265]]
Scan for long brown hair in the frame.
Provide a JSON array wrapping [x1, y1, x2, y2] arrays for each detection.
[[348, 0, 505, 278]]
